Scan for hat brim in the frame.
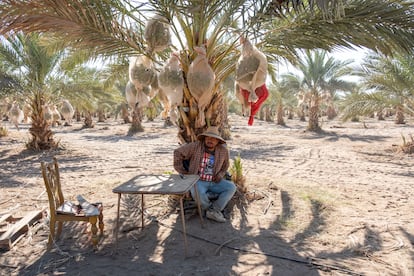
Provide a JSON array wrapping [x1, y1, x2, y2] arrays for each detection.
[[197, 133, 226, 144]]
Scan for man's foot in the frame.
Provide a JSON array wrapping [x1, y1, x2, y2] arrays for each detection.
[[206, 209, 226, 223]]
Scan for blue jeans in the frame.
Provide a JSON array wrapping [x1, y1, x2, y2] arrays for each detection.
[[190, 179, 237, 211]]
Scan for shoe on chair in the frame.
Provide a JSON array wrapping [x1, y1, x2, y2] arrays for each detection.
[[206, 209, 226, 223]]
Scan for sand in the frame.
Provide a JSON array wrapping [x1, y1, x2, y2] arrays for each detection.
[[0, 114, 413, 275]]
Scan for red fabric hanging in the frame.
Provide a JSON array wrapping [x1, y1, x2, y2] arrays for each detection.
[[240, 84, 269, 125]]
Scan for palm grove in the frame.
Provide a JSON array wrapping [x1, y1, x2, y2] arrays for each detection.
[[1, 0, 414, 150]]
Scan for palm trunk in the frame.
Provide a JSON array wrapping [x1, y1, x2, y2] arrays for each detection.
[[307, 93, 321, 132], [83, 111, 94, 128], [128, 105, 144, 135], [276, 103, 285, 125], [351, 116, 359, 122], [287, 109, 293, 119], [27, 90, 57, 150], [97, 110, 105, 122], [259, 108, 264, 121], [121, 103, 131, 124], [395, 106, 405, 124], [178, 86, 226, 143], [75, 109, 81, 121], [307, 105, 320, 131], [264, 106, 272, 122], [298, 105, 306, 121], [326, 104, 337, 120]]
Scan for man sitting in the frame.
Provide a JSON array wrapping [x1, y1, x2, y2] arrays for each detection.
[[173, 126, 236, 222]]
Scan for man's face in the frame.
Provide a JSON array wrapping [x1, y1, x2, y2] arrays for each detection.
[[204, 136, 220, 150]]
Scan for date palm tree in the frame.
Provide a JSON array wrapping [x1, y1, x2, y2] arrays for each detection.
[[341, 53, 414, 124], [51, 65, 124, 128], [281, 50, 354, 131], [269, 78, 300, 126], [2, 1, 414, 139], [0, 33, 64, 149]]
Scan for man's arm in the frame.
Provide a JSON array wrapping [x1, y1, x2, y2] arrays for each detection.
[[173, 143, 194, 174], [213, 146, 230, 183]]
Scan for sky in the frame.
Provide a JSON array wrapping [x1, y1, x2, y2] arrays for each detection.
[[332, 46, 368, 64]]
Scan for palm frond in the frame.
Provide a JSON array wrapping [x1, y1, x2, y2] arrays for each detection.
[[263, 0, 346, 19], [0, 0, 145, 57], [263, 0, 414, 61], [0, 71, 22, 97], [340, 91, 390, 121], [352, 51, 414, 117]]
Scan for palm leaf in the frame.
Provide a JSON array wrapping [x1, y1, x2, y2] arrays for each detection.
[[0, 0, 145, 57], [263, 0, 414, 63], [352, 52, 414, 117], [340, 91, 391, 121]]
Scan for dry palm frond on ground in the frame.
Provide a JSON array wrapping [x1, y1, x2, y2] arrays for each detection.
[[399, 134, 414, 154]]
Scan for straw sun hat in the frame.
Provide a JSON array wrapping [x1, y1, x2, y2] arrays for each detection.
[[197, 126, 226, 144]]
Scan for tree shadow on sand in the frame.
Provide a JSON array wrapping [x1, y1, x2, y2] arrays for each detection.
[[18, 194, 168, 275], [152, 189, 321, 275], [251, 187, 414, 275], [7, 182, 414, 275]]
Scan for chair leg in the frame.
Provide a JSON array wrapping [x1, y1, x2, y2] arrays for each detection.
[[48, 218, 56, 250], [98, 210, 104, 235], [89, 217, 98, 246], [56, 221, 63, 239]]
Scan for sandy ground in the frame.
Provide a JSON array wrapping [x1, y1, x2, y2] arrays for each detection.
[[0, 114, 413, 276]]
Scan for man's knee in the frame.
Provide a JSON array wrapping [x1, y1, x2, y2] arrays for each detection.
[[227, 180, 237, 193]]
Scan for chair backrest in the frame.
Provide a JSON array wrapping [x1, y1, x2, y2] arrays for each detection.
[[41, 157, 65, 215]]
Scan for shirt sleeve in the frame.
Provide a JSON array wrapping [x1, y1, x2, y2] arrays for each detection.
[[173, 143, 194, 174], [215, 145, 230, 181]]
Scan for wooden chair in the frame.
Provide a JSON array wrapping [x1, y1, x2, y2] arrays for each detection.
[[41, 157, 104, 249]]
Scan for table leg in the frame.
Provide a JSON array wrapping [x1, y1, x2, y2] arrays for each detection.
[[141, 194, 144, 229], [193, 183, 204, 227], [179, 196, 188, 256], [115, 193, 121, 246]]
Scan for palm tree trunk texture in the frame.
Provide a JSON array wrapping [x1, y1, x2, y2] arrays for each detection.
[[83, 112, 94, 128], [276, 103, 285, 126], [326, 105, 337, 120], [265, 106, 272, 122], [97, 110, 105, 122], [259, 108, 264, 121], [308, 105, 320, 131], [27, 91, 57, 150], [75, 109, 81, 122], [121, 103, 131, 124], [298, 108, 306, 121], [377, 111, 384, 120], [395, 106, 405, 124], [307, 94, 321, 131], [177, 88, 224, 144], [128, 105, 144, 135]]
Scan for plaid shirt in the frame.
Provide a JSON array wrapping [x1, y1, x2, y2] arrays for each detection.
[[173, 140, 229, 182]]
